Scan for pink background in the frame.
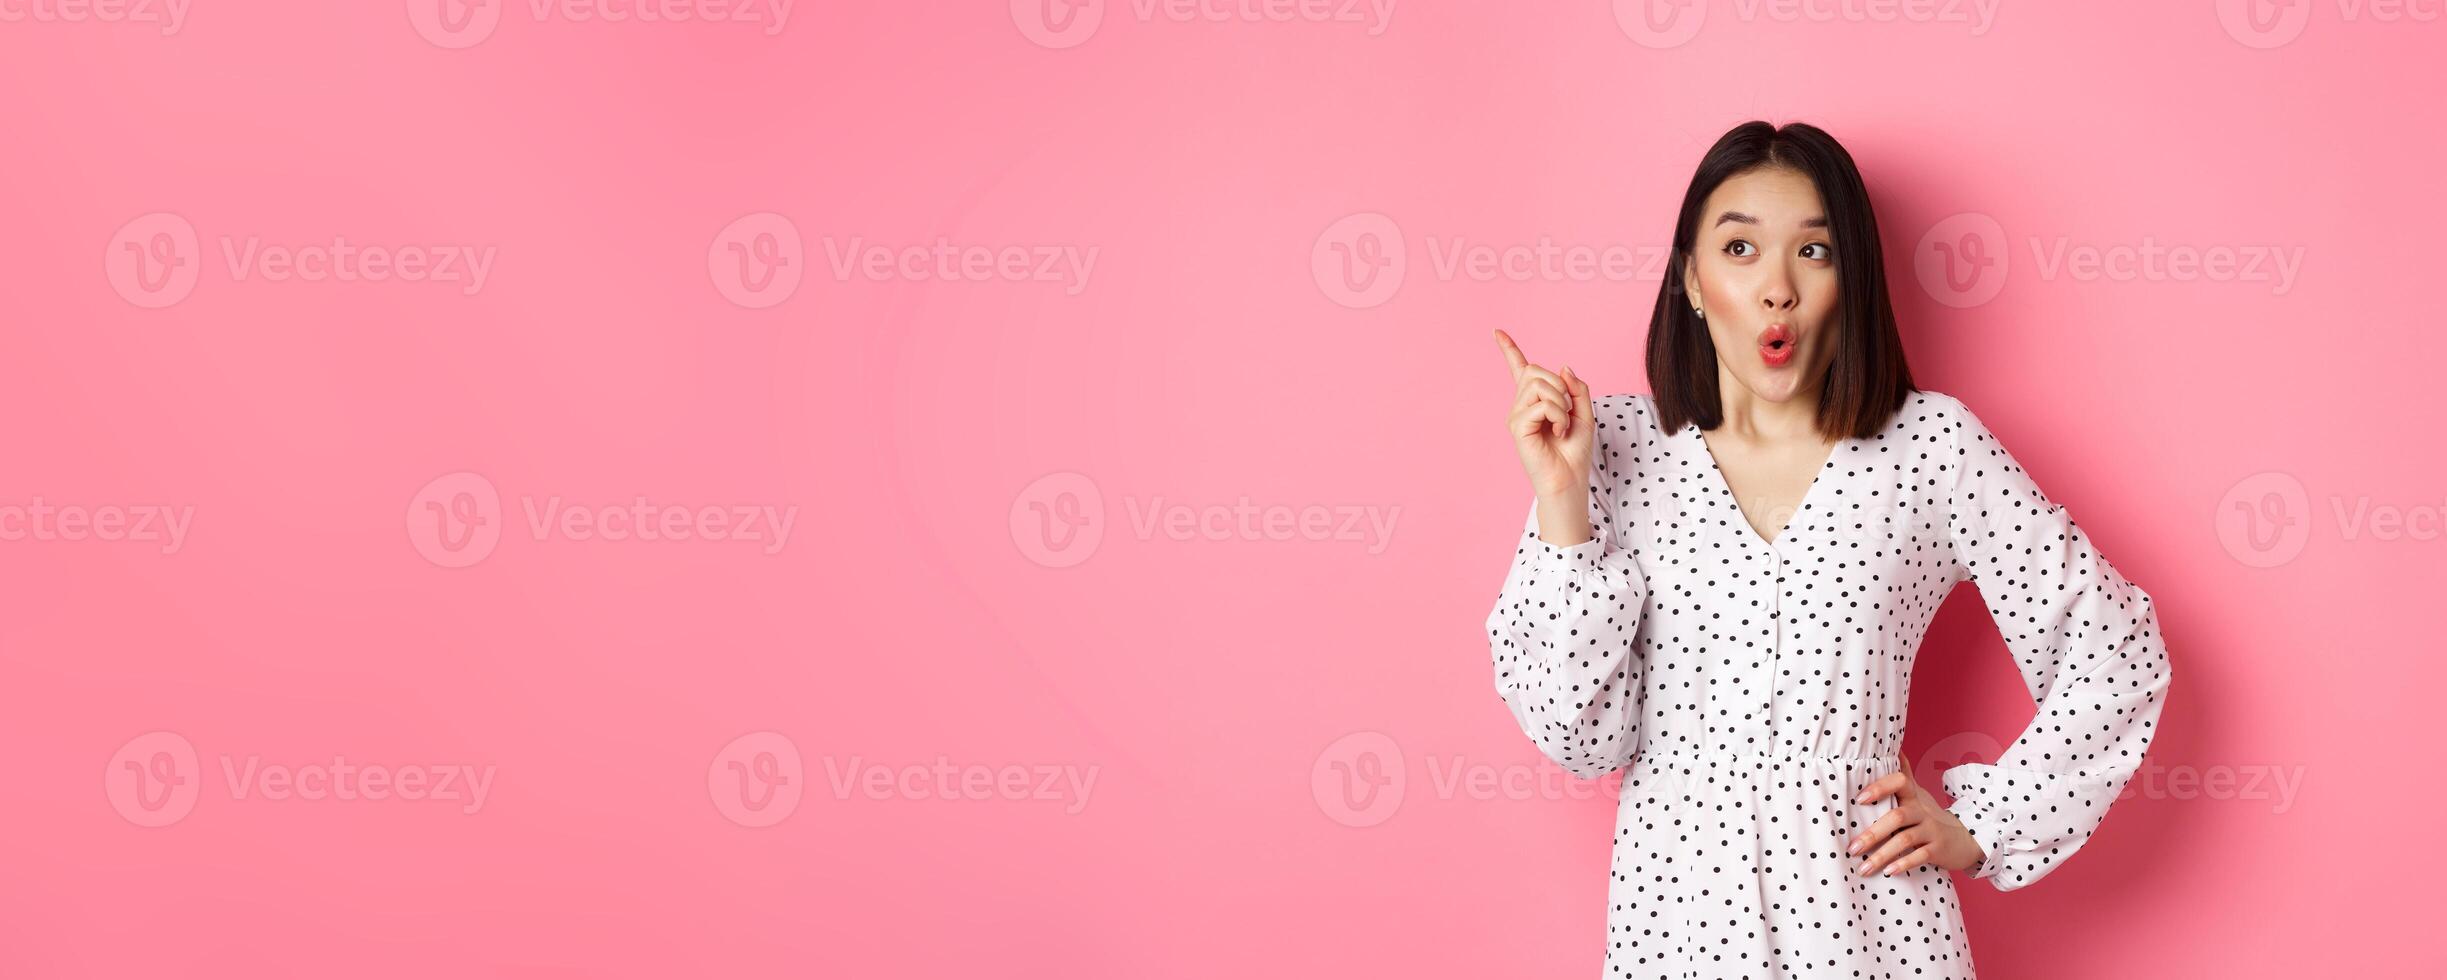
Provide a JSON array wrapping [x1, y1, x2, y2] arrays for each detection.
[[2, 1, 2437, 976]]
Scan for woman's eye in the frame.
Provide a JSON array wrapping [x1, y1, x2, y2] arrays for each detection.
[[1802, 242, 1833, 261], [1724, 241, 1755, 258]]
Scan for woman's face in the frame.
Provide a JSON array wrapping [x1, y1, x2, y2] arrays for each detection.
[[1680, 167, 1842, 407]]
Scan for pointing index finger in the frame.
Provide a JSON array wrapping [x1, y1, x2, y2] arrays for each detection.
[[1493, 328, 1528, 380]]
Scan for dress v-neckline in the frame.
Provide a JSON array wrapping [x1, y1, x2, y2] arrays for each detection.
[[1684, 416, 1852, 550]]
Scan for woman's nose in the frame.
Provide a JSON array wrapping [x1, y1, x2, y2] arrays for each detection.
[[1759, 275, 1797, 312]]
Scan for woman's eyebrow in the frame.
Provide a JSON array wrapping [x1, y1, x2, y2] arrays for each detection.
[[1713, 210, 1831, 230]]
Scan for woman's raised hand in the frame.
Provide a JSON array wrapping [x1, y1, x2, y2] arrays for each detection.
[[1495, 328, 1596, 501]]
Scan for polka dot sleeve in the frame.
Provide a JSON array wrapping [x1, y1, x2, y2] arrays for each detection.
[[1935, 396, 2175, 892], [1484, 479, 1648, 781]]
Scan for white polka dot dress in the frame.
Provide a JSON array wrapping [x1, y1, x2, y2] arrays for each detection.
[[1485, 389, 2173, 978]]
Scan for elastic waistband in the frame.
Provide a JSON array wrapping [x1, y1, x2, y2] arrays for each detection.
[[1638, 744, 1902, 766]]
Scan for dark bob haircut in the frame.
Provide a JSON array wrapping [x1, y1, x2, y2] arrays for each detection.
[[1645, 120, 1918, 440]]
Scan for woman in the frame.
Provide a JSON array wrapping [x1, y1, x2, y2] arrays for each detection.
[[1485, 121, 2173, 978]]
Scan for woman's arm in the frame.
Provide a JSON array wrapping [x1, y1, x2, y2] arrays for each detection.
[[1485, 479, 1648, 781], [1937, 395, 2176, 891]]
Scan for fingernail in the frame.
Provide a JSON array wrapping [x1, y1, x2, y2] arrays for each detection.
[[1846, 839, 1861, 855]]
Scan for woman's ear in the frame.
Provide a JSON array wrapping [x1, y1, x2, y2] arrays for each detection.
[[1679, 251, 1701, 312]]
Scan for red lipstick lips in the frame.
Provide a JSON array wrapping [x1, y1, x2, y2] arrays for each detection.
[[1758, 323, 1796, 367]]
